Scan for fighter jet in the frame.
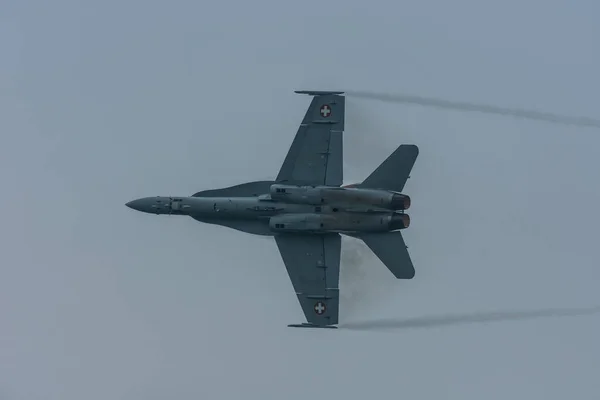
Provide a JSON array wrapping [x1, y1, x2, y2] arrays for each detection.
[[126, 90, 419, 329]]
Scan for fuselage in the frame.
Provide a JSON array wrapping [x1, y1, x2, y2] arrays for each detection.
[[126, 184, 411, 236]]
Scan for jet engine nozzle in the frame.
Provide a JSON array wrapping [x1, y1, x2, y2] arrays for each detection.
[[390, 194, 411, 210], [390, 213, 410, 230]]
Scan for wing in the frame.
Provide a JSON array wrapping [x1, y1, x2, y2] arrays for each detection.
[[275, 233, 341, 327], [276, 91, 345, 187]]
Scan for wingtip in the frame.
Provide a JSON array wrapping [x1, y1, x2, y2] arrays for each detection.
[[295, 90, 345, 96], [288, 323, 338, 329]]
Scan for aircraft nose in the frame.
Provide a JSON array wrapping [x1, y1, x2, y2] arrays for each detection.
[[126, 198, 150, 212]]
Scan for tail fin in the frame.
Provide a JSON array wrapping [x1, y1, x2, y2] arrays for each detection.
[[359, 144, 419, 192], [357, 232, 415, 279]]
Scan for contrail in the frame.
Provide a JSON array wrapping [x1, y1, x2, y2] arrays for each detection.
[[345, 90, 600, 129], [340, 305, 600, 331]]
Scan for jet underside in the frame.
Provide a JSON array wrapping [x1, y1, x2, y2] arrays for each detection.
[[126, 91, 419, 328], [126, 183, 411, 236]]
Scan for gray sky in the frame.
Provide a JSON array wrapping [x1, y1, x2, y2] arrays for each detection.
[[2, 0, 600, 399]]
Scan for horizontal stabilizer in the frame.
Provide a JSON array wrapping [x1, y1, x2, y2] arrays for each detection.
[[295, 90, 345, 96], [359, 144, 419, 193], [357, 231, 415, 279]]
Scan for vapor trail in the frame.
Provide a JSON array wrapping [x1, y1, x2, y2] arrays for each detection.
[[340, 306, 600, 331], [346, 90, 600, 129]]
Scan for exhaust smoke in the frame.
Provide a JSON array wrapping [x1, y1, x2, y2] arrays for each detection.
[[346, 90, 600, 129]]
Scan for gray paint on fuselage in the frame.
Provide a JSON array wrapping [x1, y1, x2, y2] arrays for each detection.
[[129, 195, 326, 219], [126, 194, 401, 236]]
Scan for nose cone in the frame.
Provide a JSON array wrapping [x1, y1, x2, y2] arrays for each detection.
[[125, 197, 158, 213], [126, 198, 146, 212], [126, 196, 173, 214]]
